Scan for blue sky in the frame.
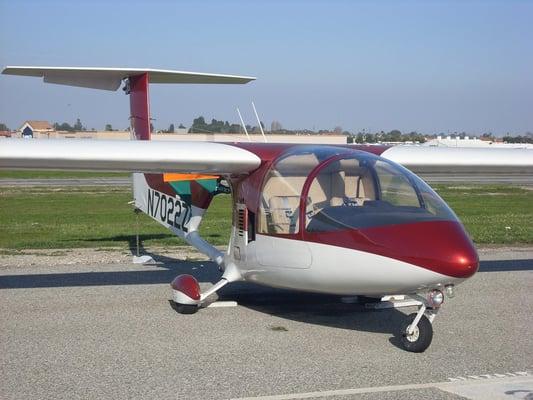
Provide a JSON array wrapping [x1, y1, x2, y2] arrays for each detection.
[[0, 0, 532, 135]]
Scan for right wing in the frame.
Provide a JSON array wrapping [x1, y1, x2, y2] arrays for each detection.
[[0, 138, 261, 252], [0, 138, 261, 175]]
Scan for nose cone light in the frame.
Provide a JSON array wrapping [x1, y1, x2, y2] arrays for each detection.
[[445, 284, 456, 298], [427, 289, 444, 308]]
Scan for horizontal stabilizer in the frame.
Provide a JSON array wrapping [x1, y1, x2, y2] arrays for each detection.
[[0, 139, 261, 174], [2, 66, 256, 90]]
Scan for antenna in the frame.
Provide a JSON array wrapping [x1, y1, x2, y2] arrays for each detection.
[[236, 107, 251, 142], [251, 101, 267, 143]]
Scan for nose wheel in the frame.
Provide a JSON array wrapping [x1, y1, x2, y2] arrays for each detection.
[[395, 290, 444, 352], [400, 313, 433, 352]]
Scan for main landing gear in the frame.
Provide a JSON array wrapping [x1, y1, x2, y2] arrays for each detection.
[[399, 289, 445, 353], [170, 274, 230, 314]]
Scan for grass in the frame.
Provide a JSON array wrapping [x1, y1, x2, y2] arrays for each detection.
[[0, 170, 129, 179], [433, 184, 533, 244], [0, 184, 531, 249], [0, 186, 231, 249]]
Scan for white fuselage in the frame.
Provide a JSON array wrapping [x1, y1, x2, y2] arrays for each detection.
[[227, 230, 462, 296]]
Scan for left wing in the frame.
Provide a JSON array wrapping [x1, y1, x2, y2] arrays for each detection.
[[381, 146, 533, 173]]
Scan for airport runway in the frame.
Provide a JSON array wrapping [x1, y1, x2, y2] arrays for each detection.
[[1, 173, 533, 187], [0, 248, 532, 399]]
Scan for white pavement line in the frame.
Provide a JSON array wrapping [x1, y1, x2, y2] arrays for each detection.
[[207, 301, 238, 308], [231, 375, 532, 400], [437, 377, 533, 400]]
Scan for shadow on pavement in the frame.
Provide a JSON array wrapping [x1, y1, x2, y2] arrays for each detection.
[[1, 250, 531, 351], [6, 253, 530, 351], [478, 258, 533, 272]]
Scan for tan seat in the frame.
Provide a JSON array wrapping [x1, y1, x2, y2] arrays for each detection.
[[267, 196, 301, 234]]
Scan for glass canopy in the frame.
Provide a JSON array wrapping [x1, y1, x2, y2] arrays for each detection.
[[258, 146, 458, 235]]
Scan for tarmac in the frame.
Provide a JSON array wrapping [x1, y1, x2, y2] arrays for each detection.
[[0, 247, 532, 399]]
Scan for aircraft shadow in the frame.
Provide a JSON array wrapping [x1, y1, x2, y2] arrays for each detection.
[[0, 259, 221, 289], [1, 254, 531, 350], [214, 283, 410, 349], [477, 258, 533, 272]]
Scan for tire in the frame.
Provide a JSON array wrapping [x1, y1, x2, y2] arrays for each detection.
[[173, 302, 199, 315], [399, 313, 433, 353]]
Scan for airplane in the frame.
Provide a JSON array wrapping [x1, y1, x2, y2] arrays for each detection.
[[1, 66, 532, 352]]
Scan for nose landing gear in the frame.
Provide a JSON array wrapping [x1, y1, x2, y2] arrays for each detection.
[[400, 309, 435, 353], [399, 290, 443, 353]]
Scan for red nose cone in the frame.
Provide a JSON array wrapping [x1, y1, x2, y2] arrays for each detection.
[[305, 220, 479, 278], [359, 221, 480, 278], [451, 251, 479, 278]]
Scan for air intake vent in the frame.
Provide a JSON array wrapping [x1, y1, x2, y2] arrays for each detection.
[[237, 208, 246, 237]]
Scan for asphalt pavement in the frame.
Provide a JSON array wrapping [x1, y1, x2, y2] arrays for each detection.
[[0, 248, 532, 399]]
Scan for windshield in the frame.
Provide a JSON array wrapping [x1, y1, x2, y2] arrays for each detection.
[[305, 153, 458, 232]]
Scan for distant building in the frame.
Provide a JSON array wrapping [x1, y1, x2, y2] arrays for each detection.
[[0, 131, 12, 138], [18, 120, 54, 138], [423, 136, 532, 149]]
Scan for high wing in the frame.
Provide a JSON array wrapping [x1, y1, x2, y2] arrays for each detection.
[[2, 66, 255, 90], [381, 146, 533, 173], [0, 139, 261, 175]]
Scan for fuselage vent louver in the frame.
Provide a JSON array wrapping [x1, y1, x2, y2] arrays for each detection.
[[237, 208, 246, 237]]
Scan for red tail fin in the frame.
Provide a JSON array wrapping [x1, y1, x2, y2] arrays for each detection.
[[129, 73, 151, 140]]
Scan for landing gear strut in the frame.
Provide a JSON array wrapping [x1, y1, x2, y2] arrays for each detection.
[[399, 290, 443, 353]]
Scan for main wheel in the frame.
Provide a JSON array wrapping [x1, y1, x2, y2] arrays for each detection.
[[399, 313, 433, 353], [173, 302, 199, 315]]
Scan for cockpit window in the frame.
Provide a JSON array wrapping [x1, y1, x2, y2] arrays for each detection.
[[304, 153, 458, 232], [258, 146, 346, 235], [375, 160, 421, 207]]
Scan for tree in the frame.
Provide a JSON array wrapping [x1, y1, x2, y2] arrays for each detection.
[[387, 130, 402, 141], [168, 123, 175, 133], [229, 123, 241, 133], [54, 122, 74, 131], [178, 123, 186, 129], [0, 122, 9, 131], [271, 120, 282, 131], [73, 118, 84, 131], [333, 126, 343, 135], [105, 124, 113, 131], [189, 116, 207, 133]]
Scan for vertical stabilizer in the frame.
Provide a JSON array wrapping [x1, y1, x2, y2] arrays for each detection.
[[128, 73, 151, 140]]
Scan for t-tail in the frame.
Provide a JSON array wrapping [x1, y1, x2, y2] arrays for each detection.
[[123, 71, 230, 263], [1, 66, 256, 264]]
